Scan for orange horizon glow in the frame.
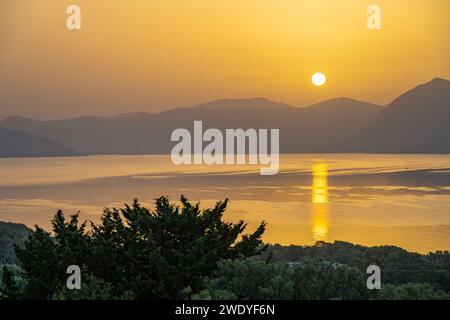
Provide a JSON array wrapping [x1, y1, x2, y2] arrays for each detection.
[[0, 0, 449, 119]]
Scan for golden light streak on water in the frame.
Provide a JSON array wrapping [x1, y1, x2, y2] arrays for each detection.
[[311, 163, 329, 241]]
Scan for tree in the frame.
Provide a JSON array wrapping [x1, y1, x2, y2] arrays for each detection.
[[193, 257, 368, 300], [376, 283, 449, 300], [15, 196, 267, 299], [14, 227, 60, 299], [192, 257, 294, 300], [0, 265, 18, 299], [52, 274, 133, 300], [263, 241, 450, 293], [290, 258, 367, 300]]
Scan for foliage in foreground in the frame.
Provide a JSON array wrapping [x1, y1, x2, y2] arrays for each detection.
[[11, 196, 267, 300], [191, 257, 448, 300], [192, 257, 367, 300], [1, 196, 449, 300], [262, 242, 450, 293]]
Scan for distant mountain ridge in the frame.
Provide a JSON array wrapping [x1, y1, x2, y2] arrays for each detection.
[[0, 78, 448, 156], [0, 97, 381, 155], [343, 78, 450, 153], [193, 97, 297, 111], [0, 127, 80, 157]]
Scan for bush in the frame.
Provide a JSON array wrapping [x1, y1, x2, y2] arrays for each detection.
[[193, 257, 368, 300], [376, 283, 449, 300]]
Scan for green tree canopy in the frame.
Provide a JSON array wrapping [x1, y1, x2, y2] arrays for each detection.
[[15, 196, 267, 299], [192, 257, 368, 300]]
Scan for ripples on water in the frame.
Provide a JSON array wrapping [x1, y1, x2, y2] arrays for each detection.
[[0, 154, 449, 253]]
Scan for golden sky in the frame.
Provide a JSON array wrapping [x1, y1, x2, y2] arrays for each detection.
[[0, 0, 449, 119]]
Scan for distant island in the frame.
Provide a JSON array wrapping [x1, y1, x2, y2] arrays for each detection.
[[0, 127, 79, 158], [0, 78, 449, 157]]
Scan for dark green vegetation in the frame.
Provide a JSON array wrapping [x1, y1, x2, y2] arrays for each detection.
[[0, 196, 449, 300], [2, 196, 266, 300], [0, 222, 32, 264], [263, 242, 450, 293]]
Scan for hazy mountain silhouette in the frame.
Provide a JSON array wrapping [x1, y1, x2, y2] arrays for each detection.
[[0, 98, 381, 154], [0, 127, 80, 157], [1, 78, 448, 155], [343, 78, 450, 153], [193, 97, 296, 111]]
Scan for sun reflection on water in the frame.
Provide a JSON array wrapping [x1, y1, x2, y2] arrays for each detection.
[[312, 163, 329, 241]]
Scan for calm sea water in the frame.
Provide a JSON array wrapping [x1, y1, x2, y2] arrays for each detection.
[[1, 154, 449, 253]]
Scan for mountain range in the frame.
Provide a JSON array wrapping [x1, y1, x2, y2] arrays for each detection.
[[342, 78, 450, 153], [0, 78, 448, 156]]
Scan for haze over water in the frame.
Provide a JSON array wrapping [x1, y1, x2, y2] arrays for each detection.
[[1, 154, 449, 254]]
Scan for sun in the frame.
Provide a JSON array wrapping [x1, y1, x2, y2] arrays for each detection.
[[312, 72, 326, 87]]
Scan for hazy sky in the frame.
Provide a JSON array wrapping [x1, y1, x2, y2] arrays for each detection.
[[0, 0, 449, 119]]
